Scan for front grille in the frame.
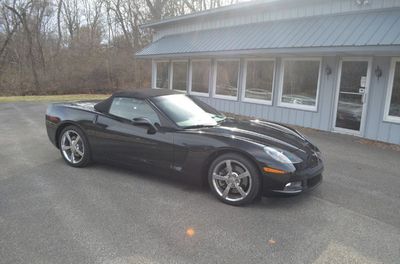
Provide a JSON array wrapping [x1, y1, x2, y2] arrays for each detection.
[[307, 174, 322, 188]]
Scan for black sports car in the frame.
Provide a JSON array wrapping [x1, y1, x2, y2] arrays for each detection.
[[45, 89, 323, 205]]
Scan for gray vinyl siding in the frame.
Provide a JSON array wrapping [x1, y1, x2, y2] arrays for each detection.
[[196, 56, 400, 145], [197, 56, 338, 131], [364, 57, 400, 144], [140, 0, 400, 144], [153, 0, 400, 41]]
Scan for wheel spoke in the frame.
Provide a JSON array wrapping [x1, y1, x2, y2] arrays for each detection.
[[238, 171, 250, 179], [234, 183, 247, 197], [225, 160, 232, 174], [62, 145, 71, 151], [76, 149, 84, 157], [222, 183, 232, 198], [71, 152, 75, 163], [66, 133, 72, 144], [213, 173, 227, 181], [74, 134, 81, 145]]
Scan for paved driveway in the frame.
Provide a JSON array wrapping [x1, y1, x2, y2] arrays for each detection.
[[0, 102, 399, 264]]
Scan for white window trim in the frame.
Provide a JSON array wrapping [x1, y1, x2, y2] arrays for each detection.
[[153, 60, 170, 89], [241, 58, 275, 105], [213, 58, 241, 101], [189, 59, 211, 97], [278, 57, 322, 112], [171, 59, 188, 93], [384, 57, 400, 124]]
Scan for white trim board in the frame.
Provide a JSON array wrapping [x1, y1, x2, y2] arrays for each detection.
[[383, 57, 400, 124]]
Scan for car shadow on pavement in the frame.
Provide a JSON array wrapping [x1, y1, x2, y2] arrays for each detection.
[[90, 161, 209, 194], [81, 160, 317, 209]]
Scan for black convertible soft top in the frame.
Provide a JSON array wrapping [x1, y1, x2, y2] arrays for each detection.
[[94, 88, 181, 113]]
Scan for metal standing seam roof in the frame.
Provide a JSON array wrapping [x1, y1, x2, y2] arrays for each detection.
[[136, 9, 400, 57]]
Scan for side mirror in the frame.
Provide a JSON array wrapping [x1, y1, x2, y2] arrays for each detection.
[[132, 117, 158, 134]]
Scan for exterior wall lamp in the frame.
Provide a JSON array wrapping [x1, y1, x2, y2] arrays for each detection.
[[375, 66, 382, 80], [325, 66, 332, 76], [356, 0, 369, 6]]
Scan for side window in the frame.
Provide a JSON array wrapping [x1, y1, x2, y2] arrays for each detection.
[[109, 97, 161, 125]]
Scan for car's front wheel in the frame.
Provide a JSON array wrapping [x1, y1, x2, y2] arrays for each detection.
[[208, 153, 260, 205], [59, 125, 91, 167]]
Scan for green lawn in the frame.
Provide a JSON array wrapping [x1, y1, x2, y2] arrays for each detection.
[[0, 94, 110, 103]]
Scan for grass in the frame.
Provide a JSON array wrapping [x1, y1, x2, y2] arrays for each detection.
[[0, 94, 110, 103]]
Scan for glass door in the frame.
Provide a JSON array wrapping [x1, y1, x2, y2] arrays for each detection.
[[334, 59, 371, 134]]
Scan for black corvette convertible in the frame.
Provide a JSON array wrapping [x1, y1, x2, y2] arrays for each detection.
[[46, 89, 323, 205]]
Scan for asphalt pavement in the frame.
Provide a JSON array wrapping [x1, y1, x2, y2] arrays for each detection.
[[0, 102, 399, 264]]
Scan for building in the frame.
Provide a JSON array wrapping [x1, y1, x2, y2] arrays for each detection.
[[136, 0, 400, 145]]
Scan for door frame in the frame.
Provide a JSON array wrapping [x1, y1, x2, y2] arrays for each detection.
[[332, 57, 372, 136]]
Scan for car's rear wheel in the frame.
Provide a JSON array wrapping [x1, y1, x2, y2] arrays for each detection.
[[59, 125, 91, 167], [208, 153, 260, 206]]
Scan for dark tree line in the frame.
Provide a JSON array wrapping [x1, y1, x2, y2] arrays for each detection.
[[0, 0, 238, 95]]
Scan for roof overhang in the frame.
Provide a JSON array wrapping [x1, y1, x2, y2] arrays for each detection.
[[136, 46, 400, 59], [136, 9, 400, 59]]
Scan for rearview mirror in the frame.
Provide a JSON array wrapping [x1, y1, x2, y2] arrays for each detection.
[[132, 117, 158, 134]]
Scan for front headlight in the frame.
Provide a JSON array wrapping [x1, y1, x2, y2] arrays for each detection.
[[263, 146, 303, 164]]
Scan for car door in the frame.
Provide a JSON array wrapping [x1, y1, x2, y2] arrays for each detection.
[[92, 96, 174, 172]]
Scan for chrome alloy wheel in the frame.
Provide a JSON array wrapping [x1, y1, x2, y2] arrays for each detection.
[[212, 159, 252, 202], [61, 130, 85, 164]]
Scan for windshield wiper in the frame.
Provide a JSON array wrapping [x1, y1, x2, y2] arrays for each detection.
[[183, 124, 215, 129], [211, 114, 226, 123]]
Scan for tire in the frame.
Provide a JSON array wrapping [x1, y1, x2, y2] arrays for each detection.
[[208, 153, 260, 206], [59, 125, 91, 168]]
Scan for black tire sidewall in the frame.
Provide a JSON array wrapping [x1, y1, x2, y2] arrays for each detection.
[[59, 125, 91, 168], [208, 153, 260, 206]]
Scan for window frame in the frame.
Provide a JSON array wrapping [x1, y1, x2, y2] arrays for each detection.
[[241, 58, 276, 105], [278, 57, 322, 112], [384, 57, 400, 124], [153, 60, 170, 89], [171, 59, 188, 93], [189, 59, 211, 97], [213, 58, 241, 100]]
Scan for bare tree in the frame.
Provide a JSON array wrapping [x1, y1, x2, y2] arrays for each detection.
[[56, 0, 63, 53], [5, 0, 40, 91], [62, 0, 80, 45], [0, 0, 241, 95], [0, 2, 20, 60]]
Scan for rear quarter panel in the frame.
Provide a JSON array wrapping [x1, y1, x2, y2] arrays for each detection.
[[46, 103, 98, 148]]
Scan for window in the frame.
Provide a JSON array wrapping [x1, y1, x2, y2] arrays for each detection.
[[172, 61, 187, 91], [191, 60, 210, 94], [279, 59, 321, 111], [109, 97, 160, 125], [243, 59, 275, 103], [215, 59, 240, 98], [156, 61, 169, 89], [384, 58, 400, 123]]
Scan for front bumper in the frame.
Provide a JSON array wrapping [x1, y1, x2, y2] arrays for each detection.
[[271, 173, 322, 194], [261, 161, 323, 195]]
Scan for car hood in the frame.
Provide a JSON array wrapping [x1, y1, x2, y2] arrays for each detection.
[[195, 117, 314, 154]]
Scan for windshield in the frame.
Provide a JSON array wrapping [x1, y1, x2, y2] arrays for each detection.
[[152, 94, 224, 128]]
